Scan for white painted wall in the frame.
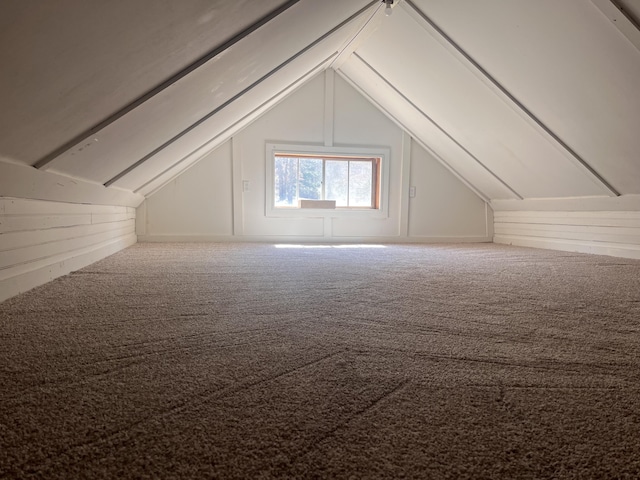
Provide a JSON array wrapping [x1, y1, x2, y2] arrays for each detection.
[[137, 141, 233, 237], [493, 196, 640, 259], [139, 71, 490, 243], [409, 140, 491, 239], [0, 197, 136, 302], [0, 159, 141, 302]]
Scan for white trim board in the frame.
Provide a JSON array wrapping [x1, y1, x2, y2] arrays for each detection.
[[0, 161, 143, 208], [138, 234, 492, 244], [492, 195, 640, 212]]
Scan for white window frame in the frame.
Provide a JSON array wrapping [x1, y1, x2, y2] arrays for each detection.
[[265, 143, 390, 218]]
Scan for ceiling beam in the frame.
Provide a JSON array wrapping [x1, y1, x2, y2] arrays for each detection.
[[404, 0, 620, 197], [104, 0, 378, 188], [33, 0, 302, 170]]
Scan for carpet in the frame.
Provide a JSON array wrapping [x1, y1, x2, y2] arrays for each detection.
[[1, 242, 640, 479]]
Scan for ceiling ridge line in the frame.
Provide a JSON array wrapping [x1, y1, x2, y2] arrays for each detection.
[[611, 0, 640, 29], [403, 0, 620, 197], [336, 69, 490, 203], [33, 0, 302, 171], [351, 52, 523, 200], [133, 54, 337, 196], [104, 0, 379, 188], [591, 0, 640, 51], [330, 0, 384, 70]]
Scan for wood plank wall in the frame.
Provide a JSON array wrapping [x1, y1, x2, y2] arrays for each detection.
[[0, 197, 136, 302], [494, 210, 640, 260]]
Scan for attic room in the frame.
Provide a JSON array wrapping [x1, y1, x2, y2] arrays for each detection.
[[1, 0, 640, 477]]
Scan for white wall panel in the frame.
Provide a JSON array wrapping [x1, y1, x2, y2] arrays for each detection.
[[141, 141, 234, 237], [0, 198, 136, 302], [140, 70, 491, 244], [408, 140, 489, 238], [233, 73, 328, 239]]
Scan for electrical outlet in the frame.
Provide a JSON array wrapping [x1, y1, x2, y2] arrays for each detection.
[[409, 186, 416, 198], [242, 180, 250, 192]]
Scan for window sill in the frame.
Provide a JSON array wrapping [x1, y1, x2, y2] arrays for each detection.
[[266, 208, 387, 219]]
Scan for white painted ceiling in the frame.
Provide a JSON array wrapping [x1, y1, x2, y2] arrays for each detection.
[[1, 0, 639, 202]]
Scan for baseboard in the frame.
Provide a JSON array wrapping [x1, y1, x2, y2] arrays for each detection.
[[137, 234, 493, 244], [0, 233, 137, 303], [494, 234, 640, 260]]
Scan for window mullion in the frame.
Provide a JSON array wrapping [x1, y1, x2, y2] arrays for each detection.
[[347, 160, 351, 207], [371, 159, 376, 208], [296, 158, 300, 205], [322, 159, 326, 200]]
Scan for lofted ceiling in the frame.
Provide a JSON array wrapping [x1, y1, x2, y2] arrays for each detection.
[[1, 0, 639, 204]]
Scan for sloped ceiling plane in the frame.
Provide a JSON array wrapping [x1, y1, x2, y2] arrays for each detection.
[[1, 0, 639, 204]]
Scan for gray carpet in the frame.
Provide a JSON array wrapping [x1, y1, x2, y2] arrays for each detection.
[[1, 242, 640, 479]]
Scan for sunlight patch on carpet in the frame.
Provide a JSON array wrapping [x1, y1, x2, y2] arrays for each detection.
[[274, 244, 387, 249]]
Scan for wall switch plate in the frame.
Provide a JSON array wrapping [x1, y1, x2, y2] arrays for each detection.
[[409, 186, 416, 198]]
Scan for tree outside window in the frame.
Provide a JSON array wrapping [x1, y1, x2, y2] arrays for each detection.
[[274, 154, 379, 209]]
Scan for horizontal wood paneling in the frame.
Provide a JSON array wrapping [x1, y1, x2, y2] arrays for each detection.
[[491, 195, 640, 212], [494, 209, 640, 260], [0, 220, 134, 253], [0, 197, 136, 301], [495, 210, 640, 227], [0, 198, 130, 215], [0, 223, 135, 271], [0, 214, 92, 233]]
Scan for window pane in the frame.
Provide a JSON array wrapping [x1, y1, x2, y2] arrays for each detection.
[[325, 160, 348, 206], [274, 157, 298, 207], [349, 161, 373, 207], [298, 158, 322, 200]]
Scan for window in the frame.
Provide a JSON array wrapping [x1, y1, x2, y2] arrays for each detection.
[[266, 143, 390, 218], [274, 154, 380, 209]]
